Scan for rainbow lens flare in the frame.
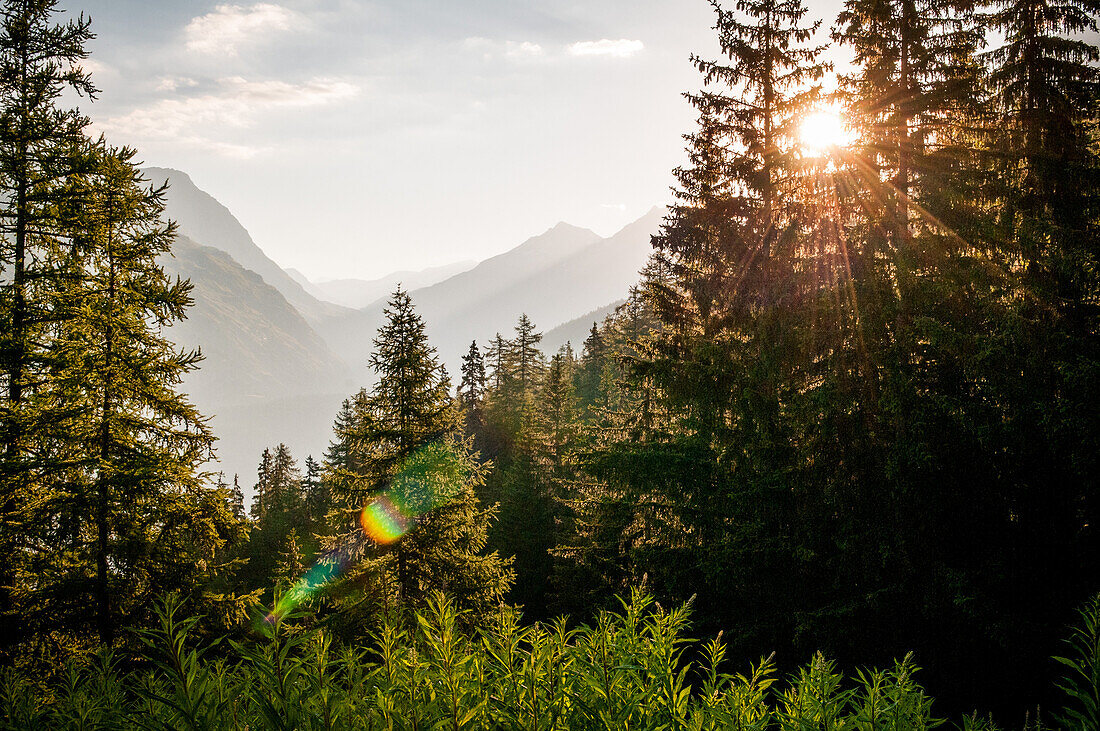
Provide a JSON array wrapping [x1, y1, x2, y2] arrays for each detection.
[[260, 442, 466, 626], [360, 494, 408, 544]]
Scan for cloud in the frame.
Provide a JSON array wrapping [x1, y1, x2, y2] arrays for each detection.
[[506, 41, 544, 59], [184, 3, 299, 57], [463, 37, 545, 61], [567, 39, 644, 58], [156, 76, 200, 93], [97, 76, 358, 157]]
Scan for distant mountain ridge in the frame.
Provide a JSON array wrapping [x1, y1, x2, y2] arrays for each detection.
[[159, 235, 352, 480], [143, 167, 350, 324], [542, 299, 627, 355], [292, 261, 477, 310], [315, 210, 662, 378], [149, 165, 664, 483]]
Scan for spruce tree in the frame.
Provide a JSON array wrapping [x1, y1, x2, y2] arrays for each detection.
[[330, 288, 511, 620], [458, 340, 486, 439], [229, 474, 245, 522]]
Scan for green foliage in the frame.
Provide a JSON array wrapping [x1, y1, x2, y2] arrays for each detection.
[[0, 590, 955, 730], [1054, 593, 1100, 730]]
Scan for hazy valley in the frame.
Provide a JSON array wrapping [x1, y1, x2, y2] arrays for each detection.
[[147, 167, 661, 482]]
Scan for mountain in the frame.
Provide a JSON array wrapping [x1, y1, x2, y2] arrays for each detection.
[[163, 236, 349, 403], [143, 167, 350, 324], [161, 236, 352, 480], [285, 267, 327, 300], [302, 261, 477, 309], [542, 299, 626, 355], [317, 210, 663, 376]]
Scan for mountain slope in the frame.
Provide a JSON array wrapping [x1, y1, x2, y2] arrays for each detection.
[[162, 236, 352, 481], [317, 210, 662, 376], [305, 260, 477, 309], [144, 167, 349, 324], [542, 299, 626, 355]]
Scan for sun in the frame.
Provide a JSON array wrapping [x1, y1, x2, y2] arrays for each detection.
[[799, 108, 853, 157]]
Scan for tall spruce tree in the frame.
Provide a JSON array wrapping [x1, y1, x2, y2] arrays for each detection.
[[588, 0, 829, 631], [458, 340, 486, 440], [329, 288, 511, 621]]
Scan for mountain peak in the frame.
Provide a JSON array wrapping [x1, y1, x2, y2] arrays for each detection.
[[142, 166, 193, 187]]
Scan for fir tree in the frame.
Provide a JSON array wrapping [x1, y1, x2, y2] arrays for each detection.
[[458, 340, 486, 439], [510, 314, 545, 397], [275, 529, 305, 587], [330, 288, 511, 619], [229, 474, 245, 522], [485, 332, 510, 390]]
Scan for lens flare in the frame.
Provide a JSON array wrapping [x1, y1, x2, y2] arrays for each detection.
[[259, 442, 466, 626], [360, 494, 408, 544]]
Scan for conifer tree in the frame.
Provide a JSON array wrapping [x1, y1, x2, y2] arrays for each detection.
[[246, 444, 309, 588], [251, 448, 274, 521], [275, 529, 305, 586], [330, 288, 511, 619], [458, 340, 486, 439], [577, 323, 606, 410], [0, 0, 96, 653], [509, 314, 545, 397], [302, 455, 327, 527], [229, 474, 245, 522], [984, 0, 1100, 306], [45, 145, 220, 644], [485, 333, 510, 391]]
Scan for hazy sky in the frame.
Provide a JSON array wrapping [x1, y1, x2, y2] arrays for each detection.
[[61, 0, 845, 280]]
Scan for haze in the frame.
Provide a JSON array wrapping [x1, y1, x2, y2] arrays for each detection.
[[61, 0, 844, 281]]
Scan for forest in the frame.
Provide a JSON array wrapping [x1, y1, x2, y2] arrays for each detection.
[[1, 0, 1099, 727]]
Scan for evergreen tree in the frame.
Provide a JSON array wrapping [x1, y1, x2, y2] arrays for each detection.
[[274, 529, 305, 587], [0, 0, 96, 654], [250, 448, 274, 521], [329, 288, 511, 620], [229, 474, 245, 522], [46, 146, 219, 645], [458, 340, 486, 439], [984, 0, 1100, 306], [485, 332, 510, 391], [577, 323, 606, 409], [302, 455, 327, 527], [246, 444, 308, 588], [509, 314, 545, 397]]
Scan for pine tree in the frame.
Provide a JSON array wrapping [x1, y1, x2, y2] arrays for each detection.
[[330, 288, 511, 619]]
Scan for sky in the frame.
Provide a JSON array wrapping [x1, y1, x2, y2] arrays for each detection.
[[60, 0, 845, 280]]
